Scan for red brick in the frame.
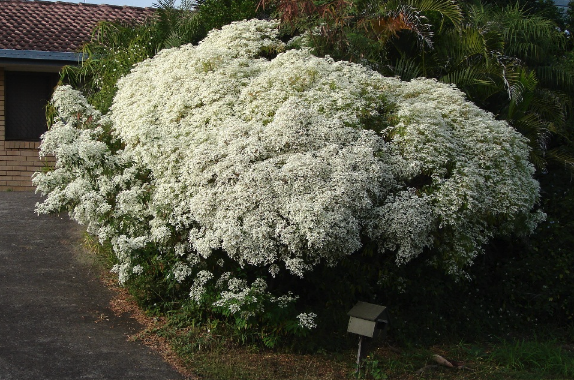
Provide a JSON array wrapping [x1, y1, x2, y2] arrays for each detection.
[[20, 149, 40, 157], [5, 165, 28, 171], [0, 1, 154, 52]]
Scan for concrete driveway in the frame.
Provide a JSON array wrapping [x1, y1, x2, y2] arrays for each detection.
[[0, 192, 185, 380]]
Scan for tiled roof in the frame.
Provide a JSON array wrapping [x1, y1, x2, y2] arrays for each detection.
[[0, 0, 155, 53]]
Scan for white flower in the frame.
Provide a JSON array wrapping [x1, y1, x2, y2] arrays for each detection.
[[189, 270, 214, 302], [297, 312, 317, 329], [172, 262, 193, 282]]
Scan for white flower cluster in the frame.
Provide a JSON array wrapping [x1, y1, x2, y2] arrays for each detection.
[[34, 19, 542, 324], [212, 277, 268, 317], [297, 312, 318, 329]]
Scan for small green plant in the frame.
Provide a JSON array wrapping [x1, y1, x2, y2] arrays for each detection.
[[362, 357, 388, 380]]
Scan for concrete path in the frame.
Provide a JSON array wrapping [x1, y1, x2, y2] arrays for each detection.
[[0, 192, 185, 380]]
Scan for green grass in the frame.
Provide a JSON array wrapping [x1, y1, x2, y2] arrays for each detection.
[[488, 339, 574, 378], [351, 340, 574, 380]]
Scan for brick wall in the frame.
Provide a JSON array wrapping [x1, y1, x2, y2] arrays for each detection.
[[0, 68, 55, 191]]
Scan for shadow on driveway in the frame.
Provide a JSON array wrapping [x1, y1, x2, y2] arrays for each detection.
[[0, 192, 185, 380]]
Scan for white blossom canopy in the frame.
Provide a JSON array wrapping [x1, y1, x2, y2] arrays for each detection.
[[35, 19, 543, 323]]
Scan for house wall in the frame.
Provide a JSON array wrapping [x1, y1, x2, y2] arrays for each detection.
[[0, 68, 55, 191]]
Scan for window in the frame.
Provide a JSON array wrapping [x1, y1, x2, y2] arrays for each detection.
[[5, 71, 59, 141]]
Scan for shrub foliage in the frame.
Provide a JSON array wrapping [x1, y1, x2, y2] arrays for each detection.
[[35, 19, 542, 337]]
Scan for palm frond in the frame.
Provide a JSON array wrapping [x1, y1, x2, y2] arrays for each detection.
[[536, 65, 574, 92], [403, 0, 463, 29], [547, 146, 574, 170], [434, 25, 488, 67], [391, 56, 423, 80], [440, 65, 488, 87], [498, 4, 564, 63], [528, 89, 568, 133], [153, 0, 177, 10]]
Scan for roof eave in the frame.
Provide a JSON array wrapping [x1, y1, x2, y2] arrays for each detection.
[[0, 49, 86, 63]]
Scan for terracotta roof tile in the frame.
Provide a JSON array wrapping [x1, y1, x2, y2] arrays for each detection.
[[0, 0, 155, 53]]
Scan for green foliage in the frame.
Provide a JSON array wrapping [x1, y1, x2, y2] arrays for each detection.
[[360, 357, 389, 379], [193, 0, 264, 35], [503, 7, 564, 64], [355, 340, 574, 380], [117, 244, 312, 348], [432, 3, 572, 171], [125, 250, 190, 315], [511, 167, 574, 325], [383, 166, 574, 344]]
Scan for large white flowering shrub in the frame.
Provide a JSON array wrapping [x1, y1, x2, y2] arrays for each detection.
[[34, 19, 543, 326]]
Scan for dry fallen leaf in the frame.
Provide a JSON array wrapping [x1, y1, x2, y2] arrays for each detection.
[[432, 354, 454, 368]]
